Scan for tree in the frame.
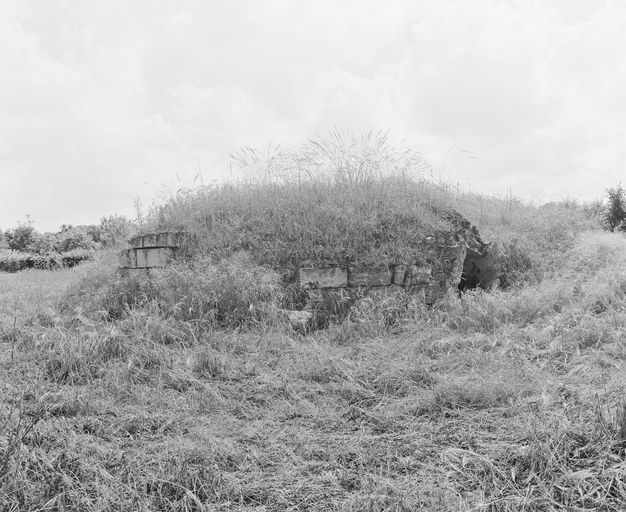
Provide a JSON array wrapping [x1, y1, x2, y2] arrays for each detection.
[[99, 215, 134, 247], [604, 185, 626, 231], [53, 225, 98, 252], [5, 218, 37, 252]]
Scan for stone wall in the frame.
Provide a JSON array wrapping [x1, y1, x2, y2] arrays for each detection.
[[118, 212, 500, 307], [298, 232, 467, 305], [119, 231, 187, 270], [298, 212, 501, 305]]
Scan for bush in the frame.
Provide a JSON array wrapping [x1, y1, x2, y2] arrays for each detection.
[[604, 184, 626, 231], [0, 249, 60, 272], [5, 222, 37, 252], [60, 248, 94, 268], [53, 225, 100, 252], [99, 215, 135, 247], [0, 248, 93, 273]]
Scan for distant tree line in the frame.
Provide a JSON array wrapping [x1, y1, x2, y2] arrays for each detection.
[[0, 214, 134, 254]]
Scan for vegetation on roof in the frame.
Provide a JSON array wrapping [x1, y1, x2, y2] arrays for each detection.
[[147, 132, 601, 279]]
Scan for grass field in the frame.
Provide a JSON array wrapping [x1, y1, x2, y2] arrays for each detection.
[[1, 228, 626, 511]]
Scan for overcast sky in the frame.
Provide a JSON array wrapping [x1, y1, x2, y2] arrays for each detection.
[[1, 0, 624, 232]]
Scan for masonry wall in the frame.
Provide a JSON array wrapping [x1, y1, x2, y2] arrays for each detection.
[[298, 234, 467, 305], [119, 231, 186, 270]]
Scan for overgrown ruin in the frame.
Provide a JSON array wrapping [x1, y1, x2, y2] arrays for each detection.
[[297, 211, 501, 305], [120, 211, 501, 311]]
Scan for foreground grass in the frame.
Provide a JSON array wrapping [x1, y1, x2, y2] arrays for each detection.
[[1, 232, 626, 511]]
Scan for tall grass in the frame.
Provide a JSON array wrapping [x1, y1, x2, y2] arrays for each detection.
[[60, 252, 284, 330], [147, 133, 600, 287], [2, 133, 619, 511], [148, 133, 457, 268], [3, 219, 626, 511]]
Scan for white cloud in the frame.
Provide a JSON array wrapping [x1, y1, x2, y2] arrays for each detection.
[[0, 0, 624, 231]]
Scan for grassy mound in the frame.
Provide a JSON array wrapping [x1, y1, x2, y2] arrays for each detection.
[[146, 134, 601, 288], [148, 134, 459, 268]]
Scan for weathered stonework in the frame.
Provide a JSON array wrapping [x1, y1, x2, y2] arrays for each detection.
[[298, 210, 500, 307], [119, 231, 187, 270], [298, 267, 348, 288], [348, 265, 393, 287], [128, 231, 187, 249]]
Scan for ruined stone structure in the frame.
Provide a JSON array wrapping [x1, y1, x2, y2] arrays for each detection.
[[119, 231, 187, 270], [118, 212, 499, 311], [298, 212, 500, 305]]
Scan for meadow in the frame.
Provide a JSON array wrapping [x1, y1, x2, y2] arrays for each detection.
[[1, 137, 625, 511], [2, 230, 626, 511]]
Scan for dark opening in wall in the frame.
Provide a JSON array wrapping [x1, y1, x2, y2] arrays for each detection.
[[458, 244, 500, 292], [459, 251, 481, 291]]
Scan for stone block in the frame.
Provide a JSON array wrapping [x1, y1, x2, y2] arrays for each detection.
[[128, 231, 187, 249], [142, 234, 158, 248], [347, 265, 392, 287], [128, 235, 143, 248], [393, 265, 433, 286], [299, 267, 347, 289], [155, 232, 170, 247], [407, 266, 434, 286], [134, 247, 175, 268], [135, 248, 147, 268], [391, 265, 408, 285]]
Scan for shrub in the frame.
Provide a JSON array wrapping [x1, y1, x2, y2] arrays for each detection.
[[60, 248, 94, 268], [53, 225, 100, 252], [604, 184, 626, 231], [0, 249, 61, 272], [0, 248, 93, 273], [99, 215, 135, 247], [5, 223, 38, 252]]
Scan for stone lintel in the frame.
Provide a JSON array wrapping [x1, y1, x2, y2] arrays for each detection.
[[299, 267, 348, 289], [119, 247, 176, 269], [347, 265, 393, 287], [128, 231, 186, 249]]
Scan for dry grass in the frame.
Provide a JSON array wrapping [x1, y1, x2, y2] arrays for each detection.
[[144, 134, 599, 292], [0, 133, 617, 510], [1, 229, 626, 511]]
